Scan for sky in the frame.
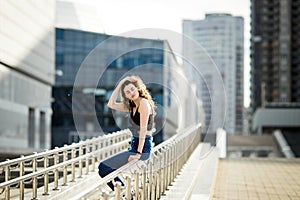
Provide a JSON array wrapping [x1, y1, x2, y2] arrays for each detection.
[[65, 0, 251, 107]]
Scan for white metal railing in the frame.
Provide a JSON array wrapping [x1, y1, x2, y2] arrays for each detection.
[[273, 129, 295, 158], [79, 124, 202, 200], [0, 129, 132, 200]]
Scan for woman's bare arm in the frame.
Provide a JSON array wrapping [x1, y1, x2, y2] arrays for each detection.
[[107, 77, 131, 112], [136, 98, 151, 152]]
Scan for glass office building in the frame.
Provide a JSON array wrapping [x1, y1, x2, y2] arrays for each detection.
[[53, 28, 166, 147]]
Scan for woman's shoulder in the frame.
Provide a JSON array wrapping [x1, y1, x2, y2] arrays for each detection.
[[139, 98, 151, 109]]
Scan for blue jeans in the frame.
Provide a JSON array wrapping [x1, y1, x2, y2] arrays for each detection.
[[98, 135, 152, 190]]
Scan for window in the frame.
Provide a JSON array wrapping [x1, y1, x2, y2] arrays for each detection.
[[56, 53, 64, 65], [56, 29, 64, 40]]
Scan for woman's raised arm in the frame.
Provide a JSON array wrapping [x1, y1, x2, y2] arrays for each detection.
[[107, 76, 136, 112]]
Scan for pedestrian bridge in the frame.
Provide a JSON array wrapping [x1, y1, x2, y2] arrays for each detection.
[[0, 124, 220, 200]]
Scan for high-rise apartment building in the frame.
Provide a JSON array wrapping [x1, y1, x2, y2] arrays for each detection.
[[250, 0, 300, 110], [183, 13, 244, 134], [250, 0, 300, 134]]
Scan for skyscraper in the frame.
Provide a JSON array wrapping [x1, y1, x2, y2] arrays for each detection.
[[250, 0, 300, 110], [250, 0, 300, 134], [183, 13, 244, 134]]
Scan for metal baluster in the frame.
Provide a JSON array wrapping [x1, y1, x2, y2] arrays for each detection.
[[85, 144, 89, 175], [162, 149, 167, 193], [71, 147, 76, 182], [91, 141, 96, 172], [4, 161, 10, 200], [43, 153, 50, 195], [147, 161, 152, 200], [125, 176, 132, 200], [134, 171, 139, 200], [32, 152, 38, 200], [170, 145, 175, 185], [19, 156, 25, 200], [157, 153, 162, 199], [114, 181, 121, 200], [165, 148, 170, 189], [141, 165, 146, 200], [53, 148, 59, 191], [78, 144, 83, 178], [101, 190, 109, 200], [62, 146, 68, 186]]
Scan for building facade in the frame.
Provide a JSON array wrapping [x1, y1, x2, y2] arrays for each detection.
[[53, 0, 203, 148], [183, 13, 244, 134], [0, 0, 55, 158], [250, 0, 300, 134], [53, 28, 192, 147], [250, 0, 300, 110]]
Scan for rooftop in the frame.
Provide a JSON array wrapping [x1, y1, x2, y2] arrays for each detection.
[[211, 158, 300, 200]]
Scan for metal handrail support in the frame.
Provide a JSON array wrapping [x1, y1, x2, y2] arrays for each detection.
[[0, 129, 131, 169], [0, 139, 131, 200], [0, 129, 132, 200], [79, 123, 202, 200]]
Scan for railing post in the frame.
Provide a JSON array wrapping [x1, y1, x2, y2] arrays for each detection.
[[101, 190, 109, 200], [32, 152, 38, 200], [114, 181, 121, 200], [162, 148, 168, 193], [146, 161, 153, 200], [125, 176, 132, 200], [141, 165, 147, 200], [134, 170, 139, 200], [78, 144, 83, 178], [4, 160, 10, 200], [53, 148, 59, 191], [157, 153, 162, 199], [71, 146, 76, 182], [19, 156, 25, 200], [85, 143, 89, 175], [91, 141, 96, 172], [170, 143, 174, 184], [43, 153, 50, 195], [62, 145, 68, 186]]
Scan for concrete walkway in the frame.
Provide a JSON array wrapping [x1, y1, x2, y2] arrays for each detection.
[[160, 143, 219, 200], [210, 158, 300, 200]]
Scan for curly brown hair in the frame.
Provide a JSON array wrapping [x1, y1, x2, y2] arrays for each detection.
[[120, 76, 156, 115]]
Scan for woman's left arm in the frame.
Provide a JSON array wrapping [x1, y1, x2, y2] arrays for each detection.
[[128, 98, 151, 162], [137, 99, 151, 152]]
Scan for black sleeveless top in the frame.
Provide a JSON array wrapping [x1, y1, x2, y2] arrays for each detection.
[[130, 105, 154, 131]]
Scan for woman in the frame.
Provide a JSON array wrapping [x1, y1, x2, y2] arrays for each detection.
[[98, 75, 156, 190]]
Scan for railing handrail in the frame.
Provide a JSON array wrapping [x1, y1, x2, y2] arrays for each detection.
[[0, 129, 131, 167], [0, 140, 130, 188], [273, 129, 295, 158], [151, 124, 201, 152], [0, 124, 202, 200], [78, 123, 202, 199]]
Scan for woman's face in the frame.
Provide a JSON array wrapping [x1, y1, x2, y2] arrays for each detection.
[[123, 83, 139, 101]]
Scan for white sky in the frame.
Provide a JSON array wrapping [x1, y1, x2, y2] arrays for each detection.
[[64, 0, 251, 107]]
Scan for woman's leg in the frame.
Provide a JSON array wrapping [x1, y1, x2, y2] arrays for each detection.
[[98, 136, 152, 190], [98, 151, 135, 190]]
